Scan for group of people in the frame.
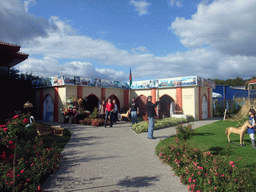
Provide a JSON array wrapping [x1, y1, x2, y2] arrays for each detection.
[[97, 96, 160, 140], [98, 98, 118, 127]]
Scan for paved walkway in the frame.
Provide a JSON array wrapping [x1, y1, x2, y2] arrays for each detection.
[[42, 117, 222, 192]]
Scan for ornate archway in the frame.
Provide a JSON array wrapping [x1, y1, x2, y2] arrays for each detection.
[[135, 95, 147, 116], [43, 94, 54, 122], [202, 94, 208, 119], [84, 94, 100, 113], [159, 94, 174, 119], [106, 94, 120, 111]]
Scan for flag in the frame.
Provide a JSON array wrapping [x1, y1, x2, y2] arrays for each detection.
[[129, 68, 132, 88]]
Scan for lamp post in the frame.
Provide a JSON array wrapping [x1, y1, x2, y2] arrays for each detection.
[[24, 101, 33, 115]]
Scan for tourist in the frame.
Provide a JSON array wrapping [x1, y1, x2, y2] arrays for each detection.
[[146, 96, 160, 139], [248, 109, 256, 148], [129, 97, 139, 125], [99, 100, 105, 119], [113, 99, 118, 124], [104, 98, 114, 127]]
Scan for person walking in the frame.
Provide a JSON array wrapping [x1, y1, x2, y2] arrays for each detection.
[[113, 99, 118, 124], [99, 100, 105, 119], [104, 98, 114, 127], [146, 96, 159, 139], [248, 109, 256, 148], [129, 97, 139, 125]]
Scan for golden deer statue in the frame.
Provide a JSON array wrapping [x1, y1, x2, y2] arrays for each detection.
[[225, 121, 250, 146]]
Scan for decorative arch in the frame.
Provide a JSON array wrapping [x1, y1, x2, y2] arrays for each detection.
[[159, 94, 175, 119], [233, 92, 245, 99], [202, 94, 208, 119], [106, 94, 120, 111], [43, 94, 54, 122], [135, 95, 147, 116], [84, 94, 100, 113]]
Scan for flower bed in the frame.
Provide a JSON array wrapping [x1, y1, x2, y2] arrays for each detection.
[[79, 118, 105, 126], [0, 114, 71, 191], [156, 122, 256, 191], [132, 117, 190, 133]]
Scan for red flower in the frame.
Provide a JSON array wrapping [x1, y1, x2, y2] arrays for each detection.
[[23, 118, 29, 123], [10, 145, 16, 150], [17, 174, 21, 177], [26, 179, 31, 182], [0, 125, 6, 128], [9, 154, 14, 159], [36, 185, 42, 192], [229, 161, 234, 165], [9, 141, 14, 145], [3, 128, 8, 132], [20, 170, 24, 173], [13, 115, 19, 119]]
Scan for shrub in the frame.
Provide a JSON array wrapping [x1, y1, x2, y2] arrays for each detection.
[[79, 118, 92, 125], [132, 117, 188, 133], [157, 140, 256, 192], [0, 114, 65, 191], [175, 123, 194, 143], [89, 107, 98, 119], [91, 119, 105, 126]]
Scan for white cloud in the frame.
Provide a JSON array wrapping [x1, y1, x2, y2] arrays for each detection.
[[130, 0, 150, 16], [170, 0, 182, 7], [15, 57, 127, 80], [170, 0, 256, 56], [0, 0, 56, 45]]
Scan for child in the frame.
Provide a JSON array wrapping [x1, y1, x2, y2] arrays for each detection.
[[248, 109, 256, 148]]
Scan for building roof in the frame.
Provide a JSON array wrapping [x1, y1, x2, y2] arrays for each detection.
[[0, 41, 29, 68], [246, 79, 256, 84]]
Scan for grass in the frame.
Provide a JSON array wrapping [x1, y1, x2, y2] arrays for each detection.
[[156, 119, 256, 177]]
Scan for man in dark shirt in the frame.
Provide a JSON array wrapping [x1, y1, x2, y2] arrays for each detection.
[[129, 97, 139, 125], [146, 96, 159, 139]]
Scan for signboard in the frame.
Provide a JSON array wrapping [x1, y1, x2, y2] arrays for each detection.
[[32, 75, 215, 89]]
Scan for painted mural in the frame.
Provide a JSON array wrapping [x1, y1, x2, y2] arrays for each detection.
[[131, 76, 215, 89], [32, 75, 215, 89], [33, 75, 129, 89]]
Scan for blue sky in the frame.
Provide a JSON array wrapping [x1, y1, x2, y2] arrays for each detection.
[[1, 0, 256, 81]]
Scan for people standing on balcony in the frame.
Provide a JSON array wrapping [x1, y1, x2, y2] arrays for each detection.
[[129, 97, 139, 125], [113, 99, 118, 124], [146, 96, 159, 139], [104, 98, 114, 128]]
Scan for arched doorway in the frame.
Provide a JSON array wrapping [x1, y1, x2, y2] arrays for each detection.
[[135, 95, 147, 116], [106, 94, 120, 111], [159, 94, 174, 119], [202, 94, 208, 119], [84, 94, 100, 113], [43, 94, 54, 122]]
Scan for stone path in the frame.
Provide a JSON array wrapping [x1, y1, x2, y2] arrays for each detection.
[[42, 118, 222, 192]]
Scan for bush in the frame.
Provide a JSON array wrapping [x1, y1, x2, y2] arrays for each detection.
[[175, 123, 194, 143], [89, 107, 98, 119], [0, 114, 65, 191], [91, 119, 105, 126], [79, 118, 92, 125], [132, 117, 188, 133], [157, 140, 256, 192]]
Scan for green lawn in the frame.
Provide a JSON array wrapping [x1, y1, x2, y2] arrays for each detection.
[[156, 119, 256, 176]]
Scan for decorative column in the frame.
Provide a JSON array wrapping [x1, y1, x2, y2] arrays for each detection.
[[101, 88, 105, 101], [77, 86, 83, 99], [176, 87, 182, 113], [54, 87, 59, 122], [199, 86, 202, 120], [39, 89, 44, 120], [123, 89, 129, 109], [208, 88, 211, 118], [151, 88, 157, 114]]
